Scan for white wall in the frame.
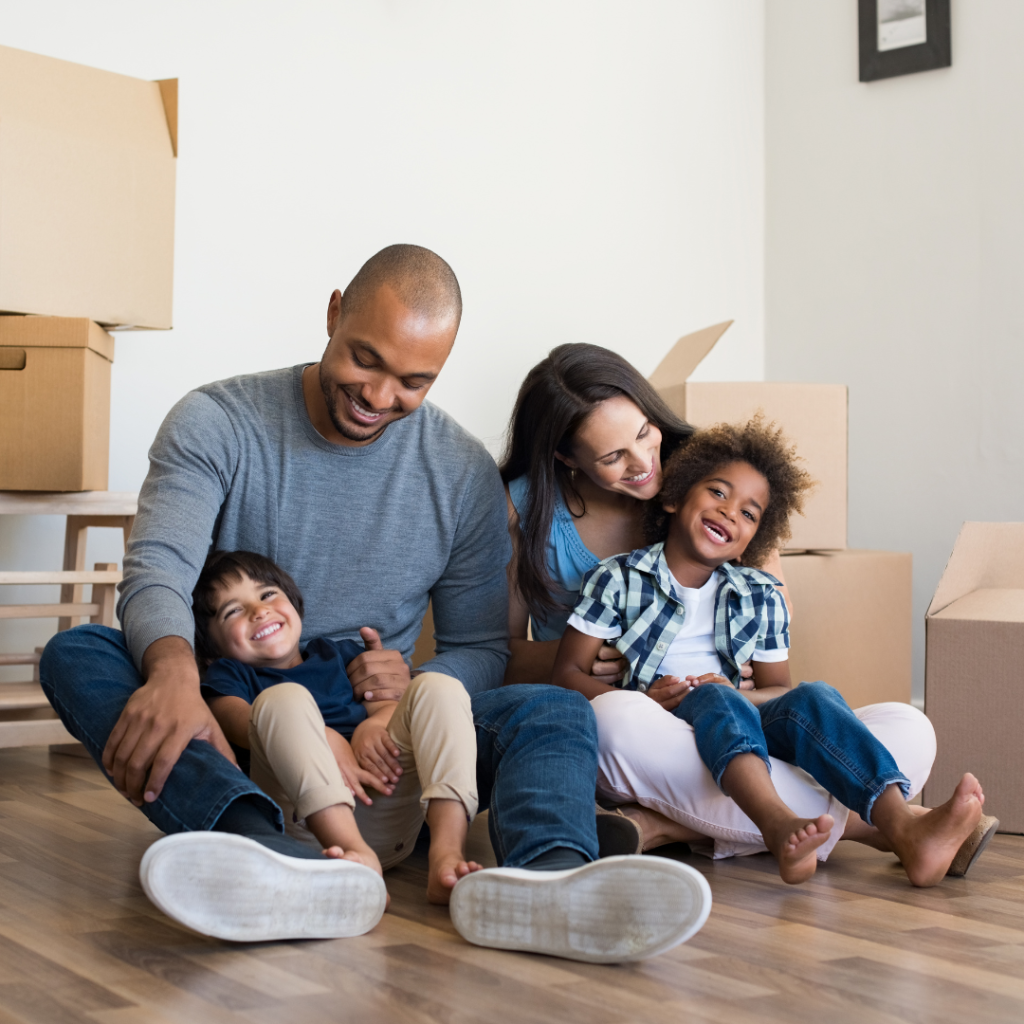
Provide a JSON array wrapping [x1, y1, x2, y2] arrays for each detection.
[[0, 1, 766, 673], [765, 1, 1024, 702]]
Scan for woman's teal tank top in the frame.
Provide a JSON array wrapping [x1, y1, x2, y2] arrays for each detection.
[[508, 475, 600, 642]]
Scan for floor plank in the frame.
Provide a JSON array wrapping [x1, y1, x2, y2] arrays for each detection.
[[0, 745, 1020, 1023]]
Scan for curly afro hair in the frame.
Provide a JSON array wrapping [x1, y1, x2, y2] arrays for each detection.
[[644, 416, 814, 567]]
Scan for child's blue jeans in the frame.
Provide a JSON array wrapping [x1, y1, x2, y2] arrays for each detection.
[[675, 681, 910, 826]]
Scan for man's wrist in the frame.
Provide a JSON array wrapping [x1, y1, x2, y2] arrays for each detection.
[[141, 635, 200, 688]]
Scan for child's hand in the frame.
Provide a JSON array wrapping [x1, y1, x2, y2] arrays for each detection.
[[685, 673, 733, 688], [351, 718, 403, 791], [325, 728, 391, 805], [738, 662, 755, 691], [644, 675, 692, 712]]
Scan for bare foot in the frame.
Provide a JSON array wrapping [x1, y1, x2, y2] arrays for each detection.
[[887, 774, 985, 887], [617, 804, 704, 852], [322, 844, 383, 875], [764, 814, 834, 884], [427, 847, 483, 906], [844, 803, 929, 851]]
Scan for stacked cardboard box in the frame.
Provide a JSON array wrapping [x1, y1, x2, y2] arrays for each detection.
[[924, 523, 1024, 831], [0, 45, 177, 491], [649, 323, 912, 708]]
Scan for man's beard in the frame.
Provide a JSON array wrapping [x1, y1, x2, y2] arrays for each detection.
[[319, 367, 391, 443]]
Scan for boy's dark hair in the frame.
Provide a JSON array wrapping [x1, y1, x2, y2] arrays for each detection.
[[192, 550, 305, 664], [645, 416, 814, 567]]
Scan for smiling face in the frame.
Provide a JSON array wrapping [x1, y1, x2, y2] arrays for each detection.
[[205, 572, 304, 671], [307, 283, 458, 446], [664, 460, 770, 576], [560, 395, 664, 501]]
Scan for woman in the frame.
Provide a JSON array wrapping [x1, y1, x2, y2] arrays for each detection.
[[500, 342, 941, 863]]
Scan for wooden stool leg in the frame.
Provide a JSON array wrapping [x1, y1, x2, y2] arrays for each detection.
[[58, 516, 90, 632], [90, 563, 119, 627]]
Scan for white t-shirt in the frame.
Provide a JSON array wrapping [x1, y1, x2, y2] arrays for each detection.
[[567, 568, 788, 680]]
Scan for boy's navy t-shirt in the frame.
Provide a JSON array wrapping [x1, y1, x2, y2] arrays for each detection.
[[201, 637, 368, 738]]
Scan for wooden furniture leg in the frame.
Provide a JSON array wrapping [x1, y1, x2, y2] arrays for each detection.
[[58, 515, 134, 630]]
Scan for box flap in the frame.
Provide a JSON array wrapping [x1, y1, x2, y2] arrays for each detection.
[[932, 588, 1024, 623], [0, 316, 114, 362], [648, 321, 733, 388], [927, 522, 1024, 616], [157, 78, 178, 157]]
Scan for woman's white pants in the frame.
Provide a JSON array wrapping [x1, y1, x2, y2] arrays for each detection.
[[593, 690, 937, 861]]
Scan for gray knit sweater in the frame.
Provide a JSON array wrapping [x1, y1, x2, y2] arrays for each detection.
[[118, 365, 511, 694]]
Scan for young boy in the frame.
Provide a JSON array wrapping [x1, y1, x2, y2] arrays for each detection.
[[553, 418, 995, 886], [193, 549, 482, 915]]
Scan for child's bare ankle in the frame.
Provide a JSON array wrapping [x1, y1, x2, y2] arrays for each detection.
[[889, 775, 983, 887]]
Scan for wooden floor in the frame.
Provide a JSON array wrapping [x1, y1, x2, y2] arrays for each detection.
[[0, 748, 1023, 1024]]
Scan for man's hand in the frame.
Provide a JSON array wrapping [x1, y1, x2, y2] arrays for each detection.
[[102, 636, 236, 806], [643, 674, 692, 712], [590, 642, 627, 683], [347, 627, 412, 703], [351, 717, 402, 789]]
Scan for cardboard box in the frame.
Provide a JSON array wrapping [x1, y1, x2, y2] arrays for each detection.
[[781, 549, 912, 708], [923, 522, 1024, 831], [650, 322, 848, 551], [0, 45, 176, 329], [0, 316, 114, 491]]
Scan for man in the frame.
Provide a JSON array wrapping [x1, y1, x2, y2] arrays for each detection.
[[41, 245, 711, 963]]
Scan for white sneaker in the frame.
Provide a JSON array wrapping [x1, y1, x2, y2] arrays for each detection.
[[448, 854, 711, 963], [139, 832, 387, 942]]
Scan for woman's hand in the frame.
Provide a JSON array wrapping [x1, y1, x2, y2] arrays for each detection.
[[351, 718, 402, 790], [325, 727, 389, 805], [643, 675, 692, 712], [738, 661, 755, 691], [590, 642, 627, 683]]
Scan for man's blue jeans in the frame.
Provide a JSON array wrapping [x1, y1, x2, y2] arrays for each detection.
[[39, 625, 600, 867], [676, 681, 910, 825]]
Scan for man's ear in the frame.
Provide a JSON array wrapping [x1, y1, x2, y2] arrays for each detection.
[[326, 289, 344, 337], [553, 451, 578, 471]]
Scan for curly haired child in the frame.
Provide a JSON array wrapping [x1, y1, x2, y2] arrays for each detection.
[[553, 417, 993, 886]]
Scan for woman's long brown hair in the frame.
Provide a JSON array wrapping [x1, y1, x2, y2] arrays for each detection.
[[499, 343, 693, 619]]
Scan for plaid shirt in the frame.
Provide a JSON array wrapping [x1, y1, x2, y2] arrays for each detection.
[[572, 543, 789, 692]]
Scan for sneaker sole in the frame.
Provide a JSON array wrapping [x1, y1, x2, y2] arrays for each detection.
[[139, 832, 387, 942], [449, 855, 712, 963]]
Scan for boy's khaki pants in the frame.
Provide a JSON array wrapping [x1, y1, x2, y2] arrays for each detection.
[[247, 672, 477, 870]]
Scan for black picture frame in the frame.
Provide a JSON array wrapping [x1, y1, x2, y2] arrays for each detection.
[[859, 0, 951, 82]]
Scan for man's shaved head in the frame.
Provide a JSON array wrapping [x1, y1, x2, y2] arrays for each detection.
[[340, 244, 462, 326]]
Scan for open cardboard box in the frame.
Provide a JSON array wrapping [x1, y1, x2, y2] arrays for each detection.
[[923, 522, 1024, 831], [0, 45, 177, 329], [0, 316, 114, 491], [782, 549, 912, 708], [649, 322, 847, 551]]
